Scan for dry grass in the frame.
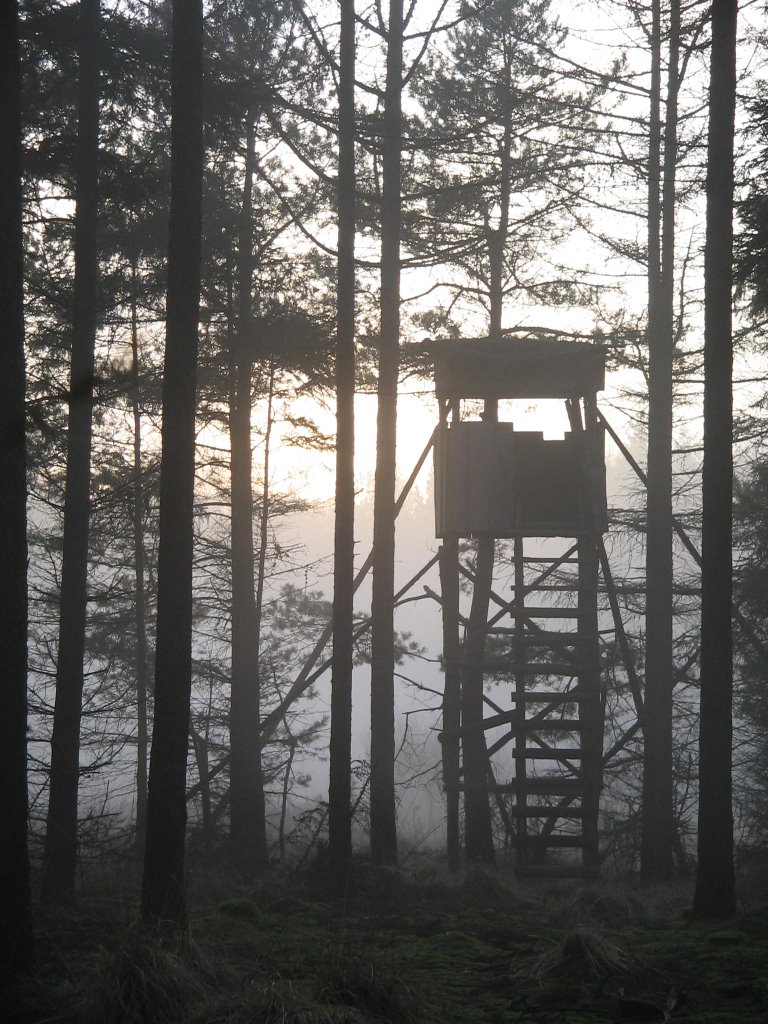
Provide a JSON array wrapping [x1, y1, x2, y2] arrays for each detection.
[[82, 927, 214, 1024], [314, 952, 425, 1023], [514, 924, 638, 989]]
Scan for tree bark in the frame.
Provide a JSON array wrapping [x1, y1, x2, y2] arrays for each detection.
[[141, 0, 204, 928], [369, 0, 403, 866], [229, 114, 268, 875], [462, 539, 496, 864], [130, 280, 149, 857], [42, 0, 101, 906], [486, 9, 513, 340], [251, 365, 274, 849], [0, 0, 34, 976], [641, 0, 679, 884], [692, 0, 737, 920], [439, 539, 461, 872], [329, 0, 356, 890]]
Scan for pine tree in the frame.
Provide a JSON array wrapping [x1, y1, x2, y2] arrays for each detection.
[[641, 0, 680, 885], [0, 0, 34, 978], [142, 0, 204, 927], [692, 0, 738, 920], [369, 0, 404, 869], [329, 0, 356, 890], [42, 0, 102, 905]]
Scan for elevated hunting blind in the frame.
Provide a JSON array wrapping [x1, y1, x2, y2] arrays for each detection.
[[412, 336, 608, 877]]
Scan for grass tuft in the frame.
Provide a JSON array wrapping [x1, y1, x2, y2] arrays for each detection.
[[315, 952, 424, 1023], [519, 925, 636, 987], [560, 884, 648, 928], [83, 927, 212, 1024]]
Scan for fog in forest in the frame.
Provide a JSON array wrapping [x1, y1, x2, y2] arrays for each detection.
[[4, 0, 768, 1020]]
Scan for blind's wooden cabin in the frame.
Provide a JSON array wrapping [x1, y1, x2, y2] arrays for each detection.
[[415, 337, 607, 538]]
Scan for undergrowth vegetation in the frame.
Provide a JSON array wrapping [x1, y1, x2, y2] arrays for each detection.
[[10, 859, 768, 1023]]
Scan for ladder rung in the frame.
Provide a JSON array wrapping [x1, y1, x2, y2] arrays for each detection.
[[523, 557, 579, 564], [513, 748, 583, 759], [526, 719, 582, 731]]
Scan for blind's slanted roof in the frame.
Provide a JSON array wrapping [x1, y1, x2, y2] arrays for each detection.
[[408, 337, 605, 401]]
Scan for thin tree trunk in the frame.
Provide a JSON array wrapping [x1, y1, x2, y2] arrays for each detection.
[[692, 0, 737, 920], [279, 738, 296, 863], [462, 539, 496, 864], [141, 0, 204, 928], [229, 113, 268, 874], [190, 726, 212, 856], [465, 24, 512, 864], [369, 0, 403, 868], [439, 539, 461, 872], [130, 273, 149, 857], [198, 675, 216, 855], [252, 363, 274, 823], [487, 14, 512, 341], [329, 0, 356, 890], [42, 0, 100, 905], [0, 0, 34, 975], [641, 0, 679, 884]]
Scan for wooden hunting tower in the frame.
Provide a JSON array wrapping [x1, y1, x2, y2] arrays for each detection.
[[415, 336, 607, 876]]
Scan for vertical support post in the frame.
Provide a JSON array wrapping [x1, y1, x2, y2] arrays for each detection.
[[462, 537, 496, 864], [579, 393, 603, 874], [513, 532, 528, 863], [578, 534, 602, 873], [439, 540, 461, 872]]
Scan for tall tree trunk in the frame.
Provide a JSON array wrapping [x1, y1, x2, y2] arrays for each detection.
[[369, 0, 403, 867], [229, 114, 268, 875], [462, 539, 496, 864], [41, 0, 100, 906], [692, 0, 737, 920], [191, 727, 213, 856], [0, 0, 34, 976], [641, 0, 679, 884], [439, 539, 461, 872], [486, 15, 512, 341], [329, 0, 356, 889], [279, 736, 296, 863], [251, 364, 274, 851], [463, 22, 513, 865], [141, 0, 204, 928], [130, 280, 149, 856]]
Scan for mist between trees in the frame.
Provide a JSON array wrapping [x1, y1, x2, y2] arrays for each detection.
[[3, 0, 766, 995]]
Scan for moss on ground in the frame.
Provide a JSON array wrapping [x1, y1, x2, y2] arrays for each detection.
[[10, 867, 768, 1023]]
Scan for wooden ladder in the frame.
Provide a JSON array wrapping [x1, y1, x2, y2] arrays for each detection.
[[454, 538, 603, 877]]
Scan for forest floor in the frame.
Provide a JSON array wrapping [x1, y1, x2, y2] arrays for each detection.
[[10, 856, 768, 1024]]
